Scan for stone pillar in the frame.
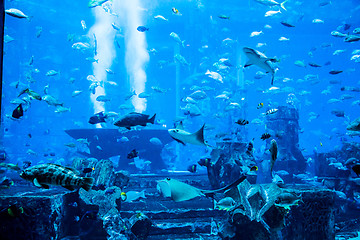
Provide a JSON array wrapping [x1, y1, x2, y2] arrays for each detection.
[[260, 106, 306, 182]]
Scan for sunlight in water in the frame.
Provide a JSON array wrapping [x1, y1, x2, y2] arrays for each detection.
[[89, 6, 116, 125], [113, 0, 149, 113]]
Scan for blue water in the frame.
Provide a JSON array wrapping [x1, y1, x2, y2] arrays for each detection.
[[3, 0, 360, 167], [2, 0, 360, 239]]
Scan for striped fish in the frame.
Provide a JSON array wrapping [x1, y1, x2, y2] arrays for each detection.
[[19, 163, 93, 191], [262, 108, 278, 116]]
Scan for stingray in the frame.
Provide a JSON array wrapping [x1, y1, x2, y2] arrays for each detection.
[[168, 121, 207, 146], [157, 176, 246, 202]]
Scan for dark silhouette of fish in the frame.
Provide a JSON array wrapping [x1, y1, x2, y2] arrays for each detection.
[[114, 112, 156, 130]]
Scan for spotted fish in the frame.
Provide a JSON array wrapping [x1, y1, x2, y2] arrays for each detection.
[[19, 163, 94, 191]]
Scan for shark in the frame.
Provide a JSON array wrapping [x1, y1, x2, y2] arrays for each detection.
[[243, 47, 278, 85], [168, 121, 207, 146]]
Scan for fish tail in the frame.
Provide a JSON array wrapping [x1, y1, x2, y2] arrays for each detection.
[[280, 0, 288, 11], [81, 177, 94, 191], [149, 114, 156, 124], [213, 199, 217, 209], [181, 40, 186, 48], [203, 175, 247, 194], [193, 124, 206, 145], [27, 16, 34, 22], [140, 189, 146, 199]]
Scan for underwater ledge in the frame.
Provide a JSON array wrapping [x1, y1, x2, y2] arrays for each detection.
[[0, 175, 335, 240]]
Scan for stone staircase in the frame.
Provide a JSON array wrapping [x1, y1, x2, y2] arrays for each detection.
[[120, 173, 224, 240]]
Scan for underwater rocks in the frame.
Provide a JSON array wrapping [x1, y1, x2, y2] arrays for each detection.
[[79, 186, 123, 216], [0, 190, 63, 240], [72, 157, 130, 190], [281, 188, 335, 240], [0, 189, 108, 240], [92, 159, 114, 187], [128, 213, 152, 240], [72, 157, 97, 175], [207, 141, 257, 189], [111, 170, 130, 189], [218, 179, 335, 240], [314, 141, 360, 178]]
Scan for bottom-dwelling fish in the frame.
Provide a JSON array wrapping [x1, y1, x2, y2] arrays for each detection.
[[20, 163, 94, 191], [157, 176, 246, 202]]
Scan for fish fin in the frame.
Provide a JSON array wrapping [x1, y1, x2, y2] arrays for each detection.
[[266, 58, 278, 63], [27, 16, 34, 22], [182, 40, 185, 48], [244, 61, 253, 68], [171, 136, 186, 145], [48, 163, 80, 174], [149, 114, 156, 124], [33, 178, 42, 187], [126, 127, 131, 130], [271, 74, 274, 85], [176, 121, 184, 130], [64, 166, 80, 173], [193, 124, 206, 145], [140, 189, 146, 199], [213, 199, 217, 209], [64, 185, 76, 191], [34, 178, 49, 189], [203, 175, 247, 194], [18, 88, 29, 97], [82, 177, 94, 191], [280, 0, 288, 11]]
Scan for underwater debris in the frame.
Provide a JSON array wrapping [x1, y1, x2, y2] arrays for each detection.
[[223, 179, 302, 238]]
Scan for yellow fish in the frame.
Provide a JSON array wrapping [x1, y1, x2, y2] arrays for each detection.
[[257, 102, 264, 109], [172, 7, 181, 15]]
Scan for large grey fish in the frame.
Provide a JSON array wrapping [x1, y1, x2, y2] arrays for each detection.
[[253, 0, 288, 10], [157, 176, 246, 202], [20, 163, 94, 191], [347, 117, 360, 131], [243, 47, 277, 85], [114, 112, 156, 130], [269, 139, 278, 175], [5, 8, 30, 19]]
